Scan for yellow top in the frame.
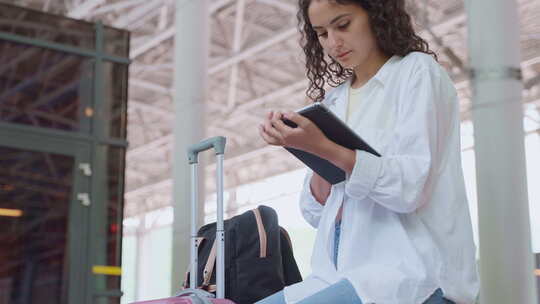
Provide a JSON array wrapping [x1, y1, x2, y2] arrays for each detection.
[[347, 83, 367, 123]]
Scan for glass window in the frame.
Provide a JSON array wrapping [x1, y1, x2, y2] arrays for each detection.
[[106, 146, 126, 296], [0, 40, 93, 132], [104, 27, 129, 58], [0, 3, 95, 49], [103, 61, 128, 139], [0, 145, 75, 304]]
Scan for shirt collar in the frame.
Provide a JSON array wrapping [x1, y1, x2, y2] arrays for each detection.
[[323, 55, 399, 106], [370, 55, 399, 87]]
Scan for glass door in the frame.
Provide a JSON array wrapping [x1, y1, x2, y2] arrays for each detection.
[[0, 131, 90, 304]]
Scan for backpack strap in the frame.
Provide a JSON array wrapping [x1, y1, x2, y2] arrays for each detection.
[[195, 237, 205, 247], [202, 239, 217, 288], [182, 237, 206, 289], [189, 207, 269, 293], [251, 207, 267, 258], [206, 285, 217, 293]]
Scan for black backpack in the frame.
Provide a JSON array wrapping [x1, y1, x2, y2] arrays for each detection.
[[182, 205, 302, 304]]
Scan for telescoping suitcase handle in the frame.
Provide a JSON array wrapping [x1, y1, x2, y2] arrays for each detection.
[[187, 136, 227, 299]]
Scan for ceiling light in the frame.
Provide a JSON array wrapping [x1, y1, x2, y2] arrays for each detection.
[[0, 208, 23, 217]]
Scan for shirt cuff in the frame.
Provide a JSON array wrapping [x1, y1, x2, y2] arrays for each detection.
[[344, 150, 383, 201], [300, 170, 324, 228]]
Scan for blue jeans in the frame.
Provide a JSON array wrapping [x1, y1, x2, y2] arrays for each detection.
[[334, 220, 341, 267], [256, 221, 455, 304]]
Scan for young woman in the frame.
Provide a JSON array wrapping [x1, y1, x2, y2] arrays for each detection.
[[257, 0, 479, 303]]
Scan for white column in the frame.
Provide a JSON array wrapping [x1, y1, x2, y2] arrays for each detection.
[[171, 0, 209, 292], [466, 1, 538, 303]]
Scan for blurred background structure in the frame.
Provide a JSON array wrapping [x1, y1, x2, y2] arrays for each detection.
[[0, 0, 539, 303]]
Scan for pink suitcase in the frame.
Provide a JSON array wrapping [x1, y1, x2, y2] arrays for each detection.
[[130, 137, 235, 304], [130, 289, 234, 304]]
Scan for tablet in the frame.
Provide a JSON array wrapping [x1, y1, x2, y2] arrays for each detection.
[[282, 102, 380, 184]]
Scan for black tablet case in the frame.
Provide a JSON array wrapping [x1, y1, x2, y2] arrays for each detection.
[[283, 103, 380, 184]]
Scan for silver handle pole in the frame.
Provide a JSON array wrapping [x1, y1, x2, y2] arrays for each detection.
[[216, 154, 225, 298], [190, 163, 198, 289], [187, 136, 226, 297]]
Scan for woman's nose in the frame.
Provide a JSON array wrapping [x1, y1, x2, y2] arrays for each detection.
[[327, 31, 343, 49]]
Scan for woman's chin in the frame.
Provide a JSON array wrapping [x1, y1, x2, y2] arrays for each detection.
[[340, 62, 356, 69]]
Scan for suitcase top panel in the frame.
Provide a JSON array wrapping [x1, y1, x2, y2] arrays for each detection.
[[130, 297, 235, 304]]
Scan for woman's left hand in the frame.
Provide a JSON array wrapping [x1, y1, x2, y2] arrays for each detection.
[[258, 110, 330, 155]]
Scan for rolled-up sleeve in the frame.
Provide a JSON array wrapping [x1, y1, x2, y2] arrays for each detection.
[[299, 170, 325, 228], [345, 67, 442, 213]]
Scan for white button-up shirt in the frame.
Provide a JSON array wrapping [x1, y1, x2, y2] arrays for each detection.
[[284, 52, 479, 304]]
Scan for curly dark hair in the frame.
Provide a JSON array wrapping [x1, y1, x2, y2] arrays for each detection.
[[297, 0, 437, 102]]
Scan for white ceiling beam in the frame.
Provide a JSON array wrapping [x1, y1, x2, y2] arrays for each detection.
[[124, 144, 280, 199], [129, 99, 173, 118], [125, 178, 172, 199], [43, 0, 52, 11], [207, 125, 247, 144], [67, 0, 105, 18], [130, 78, 173, 95], [255, 0, 296, 14], [420, 9, 466, 37], [131, 27, 175, 58], [130, 5, 164, 31], [236, 80, 306, 113], [209, 27, 298, 75], [128, 0, 293, 61], [231, 0, 246, 53], [126, 123, 246, 159], [129, 30, 173, 57], [130, 27, 298, 71], [127, 79, 307, 157], [522, 56, 540, 68], [132, 62, 174, 71], [124, 0, 232, 34], [91, 0, 147, 16], [126, 168, 148, 180], [125, 77, 304, 160], [129, 5, 286, 60], [210, 0, 235, 14], [127, 0, 239, 59], [225, 79, 307, 126], [127, 134, 173, 159], [158, 4, 169, 31], [525, 73, 540, 90], [205, 145, 280, 170], [227, 0, 246, 109], [125, 116, 246, 155], [113, 0, 164, 28]]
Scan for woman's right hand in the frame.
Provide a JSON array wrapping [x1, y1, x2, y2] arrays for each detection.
[[258, 110, 282, 146], [258, 110, 332, 205]]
